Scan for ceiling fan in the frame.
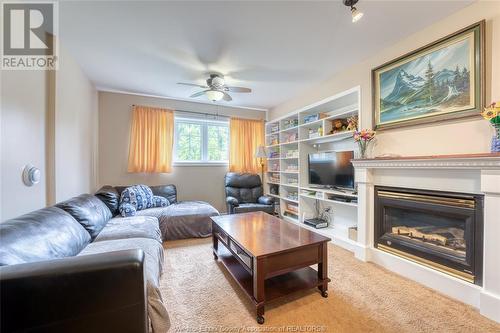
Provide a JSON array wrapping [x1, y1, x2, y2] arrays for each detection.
[[177, 74, 252, 102]]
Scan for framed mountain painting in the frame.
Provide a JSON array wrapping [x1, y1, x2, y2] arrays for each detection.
[[372, 21, 484, 130]]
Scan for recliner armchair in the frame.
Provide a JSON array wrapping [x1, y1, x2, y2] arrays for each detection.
[[225, 172, 275, 214]]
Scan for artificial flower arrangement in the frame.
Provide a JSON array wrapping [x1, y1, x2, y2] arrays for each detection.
[[481, 102, 500, 152], [353, 129, 376, 158]]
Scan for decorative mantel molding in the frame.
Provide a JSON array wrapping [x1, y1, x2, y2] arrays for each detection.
[[352, 153, 500, 170]]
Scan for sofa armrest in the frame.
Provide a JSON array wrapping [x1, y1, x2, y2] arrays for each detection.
[[226, 196, 240, 207], [258, 195, 275, 205], [0, 250, 148, 333]]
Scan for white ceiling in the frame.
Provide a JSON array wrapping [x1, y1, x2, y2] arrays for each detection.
[[59, 0, 473, 110]]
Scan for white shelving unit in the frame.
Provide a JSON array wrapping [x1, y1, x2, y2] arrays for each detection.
[[264, 86, 361, 252]]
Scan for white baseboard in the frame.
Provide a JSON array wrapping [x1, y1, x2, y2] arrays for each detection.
[[480, 290, 500, 323], [353, 244, 370, 262], [331, 236, 359, 253], [369, 248, 481, 308]]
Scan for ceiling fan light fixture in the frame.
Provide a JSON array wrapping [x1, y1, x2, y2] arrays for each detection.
[[205, 89, 224, 102], [179, 73, 250, 102], [351, 6, 363, 23]]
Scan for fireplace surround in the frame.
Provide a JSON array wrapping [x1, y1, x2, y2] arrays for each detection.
[[351, 153, 500, 323], [374, 186, 483, 285]]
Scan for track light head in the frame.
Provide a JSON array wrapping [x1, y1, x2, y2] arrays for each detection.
[[343, 0, 364, 23]]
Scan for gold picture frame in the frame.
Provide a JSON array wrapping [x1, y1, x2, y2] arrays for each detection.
[[372, 20, 485, 130]]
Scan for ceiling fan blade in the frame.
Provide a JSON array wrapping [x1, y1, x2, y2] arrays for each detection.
[[189, 90, 210, 98], [225, 86, 252, 93], [223, 92, 232, 102], [178, 82, 208, 88]]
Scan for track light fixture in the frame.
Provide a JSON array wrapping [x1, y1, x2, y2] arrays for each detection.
[[343, 0, 364, 23]]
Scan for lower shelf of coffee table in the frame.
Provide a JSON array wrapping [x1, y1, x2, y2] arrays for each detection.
[[217, 245, 324, 304]]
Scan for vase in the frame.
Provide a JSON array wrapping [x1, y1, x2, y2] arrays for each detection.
[[492, 124, 500, 153], [358, 141, 368, 159]]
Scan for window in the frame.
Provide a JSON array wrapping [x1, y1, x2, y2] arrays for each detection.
[[174, 117, 229, 164]]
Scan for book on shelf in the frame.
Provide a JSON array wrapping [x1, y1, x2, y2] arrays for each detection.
[[285, 203, 298, 213]]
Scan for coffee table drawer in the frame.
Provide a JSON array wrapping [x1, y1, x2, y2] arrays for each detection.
[[265, 245, 319, 277], [229, 240, 252, 270], [214, 226, 229, 245]]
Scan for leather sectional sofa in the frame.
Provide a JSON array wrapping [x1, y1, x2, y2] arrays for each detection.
[[0, 184, 220, 332], [0, 184, 216, 333]]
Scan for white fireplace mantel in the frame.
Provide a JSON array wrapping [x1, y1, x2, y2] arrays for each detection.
[[351, 153, 500, 170], [351, 153, 500, 323]]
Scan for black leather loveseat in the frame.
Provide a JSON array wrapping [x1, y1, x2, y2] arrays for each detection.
[[0, 193, 170, 333]]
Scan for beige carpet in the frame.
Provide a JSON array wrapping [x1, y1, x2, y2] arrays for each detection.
[[160, 238, 500, 333]]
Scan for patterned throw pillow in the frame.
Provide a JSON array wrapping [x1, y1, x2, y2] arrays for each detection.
[[119, 185, 155, 217], [153, 195, 169, 208], [119, 203, 136, 217]]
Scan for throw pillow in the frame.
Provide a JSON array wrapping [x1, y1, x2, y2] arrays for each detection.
[[119, 202, 137, 217], [119, 184, 155, 217], [153, 195, 169, 208]]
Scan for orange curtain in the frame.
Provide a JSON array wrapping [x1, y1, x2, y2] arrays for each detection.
[[127, 105, 174, 173], [229, 117, 265, 174]]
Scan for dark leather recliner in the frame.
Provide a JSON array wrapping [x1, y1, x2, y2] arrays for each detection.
[[225, 172, 275, 214]]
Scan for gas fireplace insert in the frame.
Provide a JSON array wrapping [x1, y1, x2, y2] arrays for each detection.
[[374, 186, 483, 285]]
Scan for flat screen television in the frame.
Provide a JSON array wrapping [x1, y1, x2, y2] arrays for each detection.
[[308, 150, 355, 190]]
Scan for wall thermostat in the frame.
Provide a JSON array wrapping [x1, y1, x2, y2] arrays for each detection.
[[22, 165, 41, 186]]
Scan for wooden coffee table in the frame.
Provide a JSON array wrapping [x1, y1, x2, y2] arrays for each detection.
[[211, 212, 331, 324]]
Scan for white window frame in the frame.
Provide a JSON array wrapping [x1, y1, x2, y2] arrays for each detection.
[[173, 116, 229, 166]]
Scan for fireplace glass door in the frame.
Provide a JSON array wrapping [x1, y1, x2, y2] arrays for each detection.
[[374, 187, 483, 285]]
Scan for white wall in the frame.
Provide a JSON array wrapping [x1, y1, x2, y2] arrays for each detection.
[[55, 46, 98, 202], [0, 43, 98, 221], [1, 70, 49, 220], [98, 91, 266, 212], [269, 1, 500, 157]]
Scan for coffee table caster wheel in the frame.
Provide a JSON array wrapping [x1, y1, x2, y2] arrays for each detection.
[[321, 291, 328, 298], [257, 316, 265, 324]]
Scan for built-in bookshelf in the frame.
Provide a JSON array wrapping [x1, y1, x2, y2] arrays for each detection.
[[264, 86, 361, 252]]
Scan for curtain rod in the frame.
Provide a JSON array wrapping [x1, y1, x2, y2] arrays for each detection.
[[174, 109, 230, 119], [131, 104, 264, 121], [131, 104, 229, 119]]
